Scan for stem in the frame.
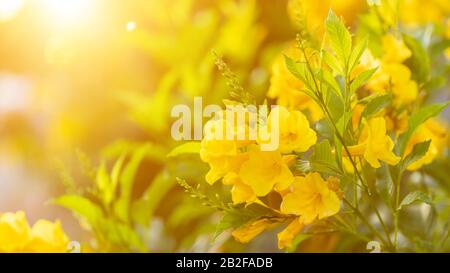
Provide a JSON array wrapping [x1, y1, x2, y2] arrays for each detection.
[[343, 198, 389, 248], [393, 172, 402, 250]]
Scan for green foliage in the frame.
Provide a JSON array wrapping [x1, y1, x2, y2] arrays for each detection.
[[361, 94, 392, 119], [52, 195, 104, 226], [350, 68, 378, 94], [325, 10, 352, 72], [167, 141, 201, 158], [397, 102, 449, 155], [403, 34, 430, 84], [398, 191, 433, 211], [114, 144, 153, 223], [296, 140, 342, 176], [401, 140, 431, 170], [131, 170, 175, 226]]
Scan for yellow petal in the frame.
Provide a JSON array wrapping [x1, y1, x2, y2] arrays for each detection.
[[25, 220, 70, 253], [232, 219, 273, 244], [277, 218, 304, 249], [0, 211, 31, 252]]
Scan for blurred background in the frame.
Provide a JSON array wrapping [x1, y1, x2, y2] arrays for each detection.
[[0, 0, 300, 247], [1, 0, 448, 252]]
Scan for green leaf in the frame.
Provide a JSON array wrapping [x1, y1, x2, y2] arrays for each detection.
[[348, 37, 368, 74], [362, 93, 392, 118], [52, 195, 105, 227], [214, 204, 275, 239], [403, 34, 430, 84], [114, 144, 152, 222], [323, 50, 343, 75], [397, 102, 449, 155], [401, 140, 431, 170], [325, 10, 352, 70], [131, 170, 175, 226], [110, 153, 126, 198], [317, 70, 342, 98], [350, 67, 378, 94], [296, 140, 342, 176], [284, 55, 319, 100], [167, 141, 201, 158], [397, 191, 433, 211]]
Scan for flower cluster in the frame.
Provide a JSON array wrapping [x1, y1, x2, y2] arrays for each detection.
[[195, 2, 449, 252]]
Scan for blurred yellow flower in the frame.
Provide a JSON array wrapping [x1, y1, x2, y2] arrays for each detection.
[[399, 0, 450, 26], [239, 149, 294, 196], [287, 0, 366, 34], [0, 211, 31, 252], [0, 211, 70, 253], [381, 34, 412, 64], [347, 117, 401, 168], [25, 220, 70, 253], [355, 35, 418, 106], [405, 119, 448, 170], [280, 173, 341, 224], [277, 218, 304, 249]]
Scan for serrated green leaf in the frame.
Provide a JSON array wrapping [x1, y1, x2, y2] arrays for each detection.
[[285, 55, 319, 101], [318, 70, 342, 98], [348, 37, 368, 74], [296, 140, 342, 176], [325, 10, 352, 70], [401, 140, 431, 170], [350, 67, 378, 94], [323, 50, 343, 75], [167, 141, 201, 158], [362, 93, 392, 118], [397, 102, 449, 155], [397, 191, 433, 211]]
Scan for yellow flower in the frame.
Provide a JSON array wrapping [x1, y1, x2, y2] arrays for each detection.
[[239, 148, 294, 196], [200, 118, 250, 185], [0, 211, 71, 253], [25, 220, 70, 253], [0, 211, 31, 252], [354, 37, 418, 106], [232, 218, 274, 244], [277, 218, 304, 249], [260, 106, 317, 153], [347, 117, 401, 168], [280, 173, 341, 224], [382, 63, 418, 105], [223, 172, 258, 205], [381, 34, 412, 64], [399, 0, 450, 26], [267, 45, 323, 121], [405, 119, 448, 170]]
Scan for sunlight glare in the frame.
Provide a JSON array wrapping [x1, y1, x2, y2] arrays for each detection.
[[0, 0, 24, 22], [42, 0, 91, 26]]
